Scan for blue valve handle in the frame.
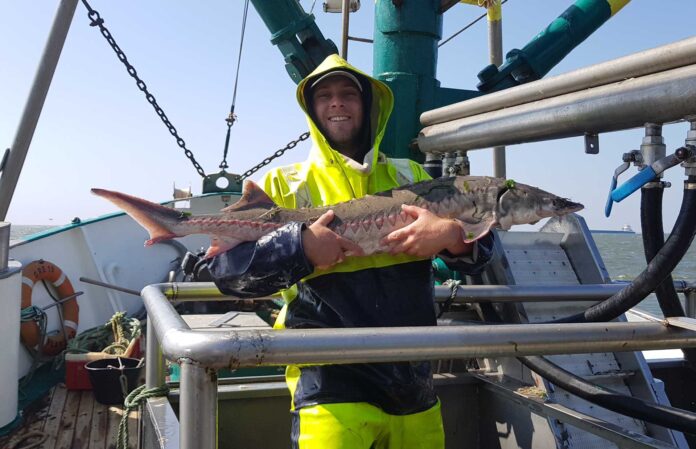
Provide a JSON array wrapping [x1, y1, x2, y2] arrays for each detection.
[[610, 166, 657, 203], [604, 177, 618, 217]]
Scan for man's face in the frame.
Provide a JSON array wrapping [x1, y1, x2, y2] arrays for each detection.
[[311, 76, 364, 154]]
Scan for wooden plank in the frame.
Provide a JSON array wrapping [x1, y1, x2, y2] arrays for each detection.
[[89, 397, 109, 449], [72, 391, 95, 449], [1, 386, 54, 448], [105, 405, 124, 449], [55, 388, 81, 449], [43, 384, 69, 448]]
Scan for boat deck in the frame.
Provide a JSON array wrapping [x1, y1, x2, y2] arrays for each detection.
[[0, 384, 139, 449]]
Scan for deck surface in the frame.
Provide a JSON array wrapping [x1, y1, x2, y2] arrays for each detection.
[[0, 384, 139, 449]]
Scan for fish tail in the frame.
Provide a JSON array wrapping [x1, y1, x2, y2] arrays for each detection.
[[91, 188, 184, 245]]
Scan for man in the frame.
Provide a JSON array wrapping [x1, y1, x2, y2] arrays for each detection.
[[209, 54, 493, 448]]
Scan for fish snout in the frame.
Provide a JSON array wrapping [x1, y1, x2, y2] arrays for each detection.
[[551, 197, 584, 215]]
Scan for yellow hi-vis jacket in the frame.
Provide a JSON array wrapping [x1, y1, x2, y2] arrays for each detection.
[[210, 55, 491, 415]]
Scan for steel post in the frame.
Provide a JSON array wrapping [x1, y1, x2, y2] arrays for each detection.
[[422, 36, 696, 126], [418, 64, 696, 154], [146, 324, 166, 389], [0, 223, 10, 272], [488, 4, 506, 178], [179, 361, 217, 449], [0, 0, 79, 220], [341, 0, 350, 59]]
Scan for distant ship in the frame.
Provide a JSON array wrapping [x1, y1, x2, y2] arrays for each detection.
[[591, 224, 637, 235]]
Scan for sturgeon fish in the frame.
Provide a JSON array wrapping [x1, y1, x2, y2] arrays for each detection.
[[92, 176, 582, 258]]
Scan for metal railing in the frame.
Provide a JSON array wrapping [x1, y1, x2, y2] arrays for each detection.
[[143, 282, 696, 449]]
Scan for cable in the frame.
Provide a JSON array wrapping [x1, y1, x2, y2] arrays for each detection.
[[220, 0, 251, 170], [520, 355, 696, 435], [439, 0, 509, 48]]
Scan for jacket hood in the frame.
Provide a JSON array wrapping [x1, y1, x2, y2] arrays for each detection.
[[297, 54, 394, 176]]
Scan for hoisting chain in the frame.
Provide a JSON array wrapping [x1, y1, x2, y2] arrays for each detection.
[[79, 0, 207, 178], [238, 131, 310, 181]]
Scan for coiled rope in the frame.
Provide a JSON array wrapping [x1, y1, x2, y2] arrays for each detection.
[[116, 384, 169, 449]]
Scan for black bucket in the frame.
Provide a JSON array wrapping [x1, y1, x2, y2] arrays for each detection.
[[85, 357, 143, 405]]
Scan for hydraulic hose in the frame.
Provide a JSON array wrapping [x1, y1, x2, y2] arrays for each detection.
[[552, 180, 696, 323], [519, 355, 696, 435], [474, 309, 696, 435], [641, 186, 696, 367], [641, 187, 683, 317]]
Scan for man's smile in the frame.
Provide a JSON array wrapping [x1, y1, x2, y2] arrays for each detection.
[[329, 116, 350, 122]]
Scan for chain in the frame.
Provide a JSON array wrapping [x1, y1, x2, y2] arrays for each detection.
[[238, 132, 310, 181], [80, 0, 207, 178]]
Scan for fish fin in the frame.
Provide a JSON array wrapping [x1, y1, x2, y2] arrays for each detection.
[[204, 236, 244, 259], [459, 219, 498, 243], [92, 188, 184, 244], [221, 180, 276, 213]]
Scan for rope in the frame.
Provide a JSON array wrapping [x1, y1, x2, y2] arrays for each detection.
[[116, 384, 169, 449], [19, 306, 48, 387], [438, 279, 461, 318], [9, 431, 48, 449]]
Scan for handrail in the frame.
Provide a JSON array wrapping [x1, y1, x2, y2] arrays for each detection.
[[421, 36, 696, 126], [142, 281, 696, 449], [143, 282, 696, 370], [147, 281, 696, 304], [417, 63, 696, 154]]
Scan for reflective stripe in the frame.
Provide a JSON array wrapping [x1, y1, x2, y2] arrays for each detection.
[[22, 276, 34, 288], [53, 272, 67, 287], [64, 320, 78, 330], [280, 165, 313, 208], [389, 158, 416, 185]]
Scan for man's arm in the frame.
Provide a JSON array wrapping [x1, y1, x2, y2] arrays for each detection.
[[208, 222, 313, 298], [208, 211, 363, 297], [380, 204, 495, 275]]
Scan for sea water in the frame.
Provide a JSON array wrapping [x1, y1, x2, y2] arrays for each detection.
[[10, 226, 696, 317]]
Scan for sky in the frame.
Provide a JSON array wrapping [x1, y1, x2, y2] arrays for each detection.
[[1, 1, 696, 232]]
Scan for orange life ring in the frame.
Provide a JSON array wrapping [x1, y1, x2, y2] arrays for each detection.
[[21, 260, 80, 356]]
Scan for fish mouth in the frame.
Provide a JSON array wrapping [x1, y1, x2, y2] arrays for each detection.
[[553, 198, 584, 214]]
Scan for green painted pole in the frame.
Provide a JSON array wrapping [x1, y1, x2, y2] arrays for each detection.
[[478, 0, 630, 92], [373, 0, 442, 161]]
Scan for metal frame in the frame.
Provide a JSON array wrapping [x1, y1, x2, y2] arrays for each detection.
[[0, 0, 79, 220], [143, 282, 696, 449], [418, 63, 696, 154]]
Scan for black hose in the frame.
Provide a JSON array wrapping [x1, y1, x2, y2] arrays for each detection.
[[641, 187, 684, 317], [641, 186, 696, 367], [475, 309, 696, 434], [552, 182, 696, 323], [519, 355, 696, 435]]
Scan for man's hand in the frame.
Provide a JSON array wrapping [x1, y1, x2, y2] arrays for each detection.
[[303, 210, 364, 269], [380, 205, 474, 258]]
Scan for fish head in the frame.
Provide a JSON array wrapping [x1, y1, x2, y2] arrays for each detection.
[[495, 181, 584, 230]]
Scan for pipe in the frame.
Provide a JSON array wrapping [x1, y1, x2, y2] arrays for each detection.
[[0, 0, 79, 220], [146, 281, 696, 304], [421, 36, 696, 126], [142, 285, 696, 369], [556, 182, 696, 323], [520, 355, 696, 435], [179, 361, 217, 449], [418, 64, 696, 154]]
